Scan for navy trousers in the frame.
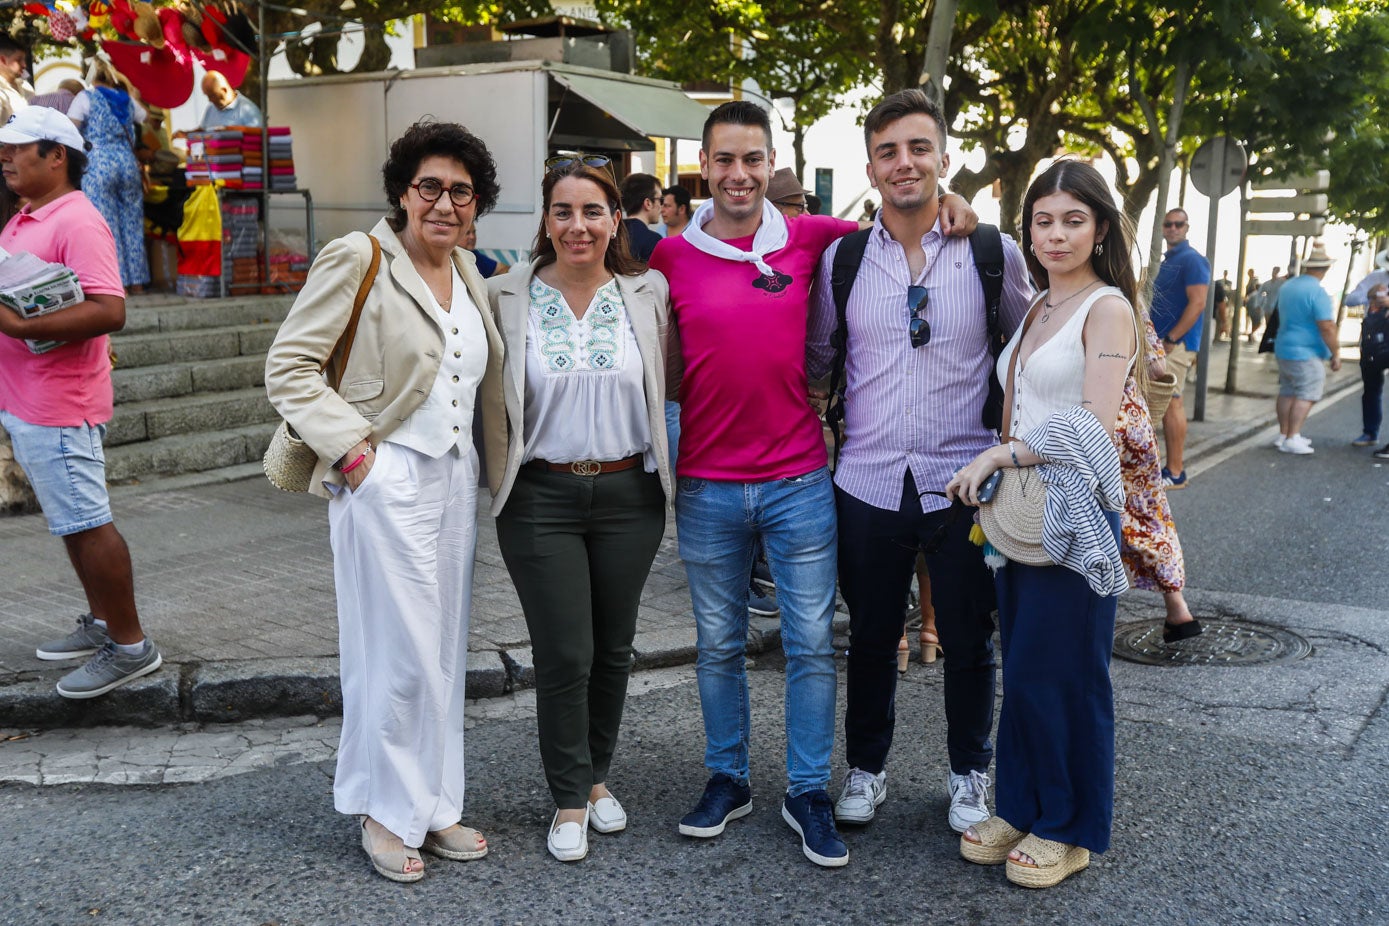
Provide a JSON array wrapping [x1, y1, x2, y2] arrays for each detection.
[[992, 512, 1121, 854], [836, 473, 997, 776]]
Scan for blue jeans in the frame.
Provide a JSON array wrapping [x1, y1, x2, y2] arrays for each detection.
[[676, 465, 838, 797]]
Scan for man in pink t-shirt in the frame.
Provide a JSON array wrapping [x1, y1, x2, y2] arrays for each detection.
[[0, 106, 162, 698], [649, 101, 858, 868]]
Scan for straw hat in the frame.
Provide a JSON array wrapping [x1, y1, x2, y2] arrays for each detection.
[[1302, 240, 1334, 270], [978, 468, 1052, 566]]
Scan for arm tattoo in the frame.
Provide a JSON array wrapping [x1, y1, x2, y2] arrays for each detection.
[[1097, 352, 1127, 360]]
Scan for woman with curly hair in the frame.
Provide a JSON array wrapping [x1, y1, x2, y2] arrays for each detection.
[[265, 121, 506, 882]]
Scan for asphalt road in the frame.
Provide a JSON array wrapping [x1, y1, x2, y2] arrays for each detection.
[[3, 391, 1387, 926], [1170, 388, 1389, 610]]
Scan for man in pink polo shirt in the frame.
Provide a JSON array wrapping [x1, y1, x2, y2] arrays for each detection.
[[650, 101, 857, 867], [0, 106, 162, 698]]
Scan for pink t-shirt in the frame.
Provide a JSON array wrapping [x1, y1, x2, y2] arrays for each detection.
[[650, 214, 857, 481], [0, 191, 124, 426]]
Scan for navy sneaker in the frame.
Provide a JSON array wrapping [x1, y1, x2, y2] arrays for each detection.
[[679, 773, 752, 838], [1353, 433, 1378, 447], [781, 789, 849, 867], [752, 558, 776, 590], [748, 583, 779, 617], [1160, 466, 1188, 490]]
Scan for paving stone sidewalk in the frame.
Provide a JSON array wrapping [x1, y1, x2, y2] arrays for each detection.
[[0, 334, 1361, 728]]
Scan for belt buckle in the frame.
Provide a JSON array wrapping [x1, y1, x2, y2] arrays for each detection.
[[570, 460, 601, 476]]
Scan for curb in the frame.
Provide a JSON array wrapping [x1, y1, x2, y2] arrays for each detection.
[[0, 617, 807, 731]]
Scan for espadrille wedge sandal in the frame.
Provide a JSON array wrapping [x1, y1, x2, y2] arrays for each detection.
[[959, 816, 1026, 865], [1005, 833, 1090, 888]]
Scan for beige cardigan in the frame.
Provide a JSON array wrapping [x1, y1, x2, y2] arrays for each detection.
[[264, 219, 506, 498], [485, 262, 673, 515]]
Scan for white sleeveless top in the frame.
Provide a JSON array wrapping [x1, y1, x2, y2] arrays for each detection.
[[996, 285, 1137, 437]]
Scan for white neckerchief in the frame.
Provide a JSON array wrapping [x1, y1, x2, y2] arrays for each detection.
[[681, 199, 789, 277]]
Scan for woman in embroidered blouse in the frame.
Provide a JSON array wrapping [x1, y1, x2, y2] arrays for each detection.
[[487, 158, 672, 863], [947, 159, 1141, 889], [266, 122, 505, 883]]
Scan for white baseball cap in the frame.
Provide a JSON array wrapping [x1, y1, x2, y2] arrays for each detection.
[[0, 106, 86, 151]]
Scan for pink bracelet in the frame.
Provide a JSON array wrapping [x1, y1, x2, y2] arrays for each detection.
[[339, 452, 369, 474]]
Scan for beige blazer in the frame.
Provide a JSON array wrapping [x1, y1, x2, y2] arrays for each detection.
[[485, 262, 673, 515], [264, 219, 506, 499]]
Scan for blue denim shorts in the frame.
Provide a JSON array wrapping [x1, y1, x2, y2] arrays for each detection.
[[0, 410, 113, 536]]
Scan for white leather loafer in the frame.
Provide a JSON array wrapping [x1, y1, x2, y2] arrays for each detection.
[[587, 795, 627, 834], [547, 808, 589, 862]]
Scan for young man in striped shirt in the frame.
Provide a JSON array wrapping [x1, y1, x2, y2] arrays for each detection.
[[807, 89, 1033, 836]]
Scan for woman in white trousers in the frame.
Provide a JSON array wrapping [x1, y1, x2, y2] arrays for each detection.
[[265, 121, 507, 883]]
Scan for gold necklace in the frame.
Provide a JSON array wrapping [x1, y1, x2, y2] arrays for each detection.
[[1038, 279, 1103, 323]]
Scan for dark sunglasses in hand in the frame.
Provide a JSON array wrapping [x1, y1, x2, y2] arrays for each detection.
[[544, 153, 612, 172], [908, 285, 930, 348]]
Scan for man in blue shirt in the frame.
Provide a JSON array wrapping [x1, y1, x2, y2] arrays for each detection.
[[198, 70, 262, 129], [1148, 208, 1210, 489], [1272, 244, 1341, 454]]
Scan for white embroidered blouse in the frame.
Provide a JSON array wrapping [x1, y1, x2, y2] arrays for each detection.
[[521, 276, 653, 466]]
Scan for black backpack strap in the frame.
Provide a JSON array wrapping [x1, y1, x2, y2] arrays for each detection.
[[970, 224, 1007, 430], [825, 228, 871, 464]]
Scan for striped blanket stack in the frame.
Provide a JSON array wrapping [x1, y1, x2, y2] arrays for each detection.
[[186, 126, 297, 191]]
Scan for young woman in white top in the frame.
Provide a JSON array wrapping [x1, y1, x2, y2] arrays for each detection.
[[487, 158, 672, 863], [947, 159, 1142, 889]]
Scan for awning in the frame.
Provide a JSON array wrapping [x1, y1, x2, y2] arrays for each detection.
[[549, 71, 708, 144]]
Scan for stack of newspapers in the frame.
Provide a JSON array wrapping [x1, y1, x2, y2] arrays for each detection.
[[0, 247, 85, 354]]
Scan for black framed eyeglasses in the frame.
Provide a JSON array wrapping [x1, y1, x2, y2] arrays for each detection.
[[409, 178, 475, 207], [908, 285, 930, 348], [544, 153, 612, 172]]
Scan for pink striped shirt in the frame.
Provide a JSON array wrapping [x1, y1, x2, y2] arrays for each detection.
[[807, 216, 1033, 512]]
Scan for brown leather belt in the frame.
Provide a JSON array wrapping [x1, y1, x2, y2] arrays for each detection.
[[527, 454, 642, 476]]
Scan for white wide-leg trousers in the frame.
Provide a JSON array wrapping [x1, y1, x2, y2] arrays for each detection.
[[327, 441, 478, 848]]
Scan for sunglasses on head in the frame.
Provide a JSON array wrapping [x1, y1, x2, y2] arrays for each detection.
[[908, 285, 930, 348], [545, 153, 612, 172]]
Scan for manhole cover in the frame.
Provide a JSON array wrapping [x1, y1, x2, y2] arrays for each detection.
[[1113, 619, 1312, 667]]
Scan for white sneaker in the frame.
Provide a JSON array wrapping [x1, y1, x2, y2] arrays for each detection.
[[1272, 434, 1286, 449], [1279, 434, 1314, 455], [834, 768, 888, 823], [947, 770, 992, 833]]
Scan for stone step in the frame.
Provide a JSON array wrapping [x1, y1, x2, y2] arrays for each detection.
[[105, 423, 277, 483], [111, 355, 267, 404], [107, 387, 278, 446], [122, 296, 295, 336], [110, 323, 279, 370]]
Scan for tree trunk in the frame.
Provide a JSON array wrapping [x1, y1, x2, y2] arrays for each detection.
[[918, 0, 959, 108], [1142, 53, 1192, 288], [793, 123, 807, 186]]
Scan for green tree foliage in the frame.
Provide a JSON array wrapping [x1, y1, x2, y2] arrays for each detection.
[[595, 0, 869, 179]]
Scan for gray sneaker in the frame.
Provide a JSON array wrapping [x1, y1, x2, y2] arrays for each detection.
[[56, 640, 162, 699], [35, 612, 109, 661]]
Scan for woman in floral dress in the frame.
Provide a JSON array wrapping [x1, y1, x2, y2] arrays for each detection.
[[1117, 321, 1202, 642], [68, 68, 149, 293]]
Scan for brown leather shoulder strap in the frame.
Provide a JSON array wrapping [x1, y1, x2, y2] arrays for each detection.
[[327, 234, 381, 391]]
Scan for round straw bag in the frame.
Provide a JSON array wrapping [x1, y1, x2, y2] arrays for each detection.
[[263, 421, 318, 493], [978, 466, 1052, 566], [1143, 370, 1178, 424]]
